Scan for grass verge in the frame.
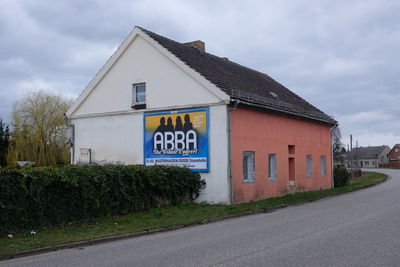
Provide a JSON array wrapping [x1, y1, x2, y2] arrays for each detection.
[[0, 171, 387, 257]]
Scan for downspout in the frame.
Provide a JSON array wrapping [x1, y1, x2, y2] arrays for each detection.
[[330, 123, 338, 188], [71, 124, 75, 164], [64, 113, 75, 164], [227, 99, 240, 205]]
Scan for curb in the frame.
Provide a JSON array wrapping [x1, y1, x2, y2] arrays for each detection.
[[1, 173, 388, 261]]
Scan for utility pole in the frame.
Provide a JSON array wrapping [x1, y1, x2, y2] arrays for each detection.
[[350, 135, 353, 178], [356, 140, 359, 170], [347, 144, 350, 168]]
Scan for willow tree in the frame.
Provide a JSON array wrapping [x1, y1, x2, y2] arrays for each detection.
[[8, 91, 73, 166], [0, 119, 10, 167]]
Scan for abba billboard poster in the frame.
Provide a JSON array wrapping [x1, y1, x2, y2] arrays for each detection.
[[144, 108, 209, 172]]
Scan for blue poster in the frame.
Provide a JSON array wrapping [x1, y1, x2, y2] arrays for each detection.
[[144, 108, 209, 172]]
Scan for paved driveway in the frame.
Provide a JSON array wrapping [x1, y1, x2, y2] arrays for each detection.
[[3, 169, 400, 267]]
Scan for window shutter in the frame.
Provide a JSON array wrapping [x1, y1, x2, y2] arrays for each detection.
[[248, 153, 255, 180], [320, 155, 326, 176], [243, 151, 255, 182], [307, 155, 313, 177], [269, 154, 277, 179], [243, 154, 248, 180]]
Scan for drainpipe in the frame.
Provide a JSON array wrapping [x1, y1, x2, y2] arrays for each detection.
[[227, 99, 240, 205], [64, 113, 75, 165], [70, 124, 75, 164], [330, 123, 338, 188]]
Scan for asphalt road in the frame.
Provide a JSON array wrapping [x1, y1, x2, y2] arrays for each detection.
[[3, 169, 400, 267]]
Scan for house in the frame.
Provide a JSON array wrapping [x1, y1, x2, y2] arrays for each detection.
[[344, 145, 390, 168], [388, 144, 400, 168], [66, 26, 337, 204]]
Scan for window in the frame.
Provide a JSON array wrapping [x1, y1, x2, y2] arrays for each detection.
[[133, 83, 146, 104], [268, 154, 277, 180], [288, 145, 295, 154], [306, 155, 313, 177], [320, 155, 326, 176], [243, 151, 255, 183]]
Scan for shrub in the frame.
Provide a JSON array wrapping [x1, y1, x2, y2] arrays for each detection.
[[334, 166, 349, 187], [0, 165, 205, 235], [348, 168, 361, 178]]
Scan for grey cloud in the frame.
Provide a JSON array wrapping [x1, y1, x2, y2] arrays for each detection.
[[1, 0, 399, 146]]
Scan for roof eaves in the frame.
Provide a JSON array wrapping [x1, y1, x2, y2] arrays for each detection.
[[234, 98, 337, 126]]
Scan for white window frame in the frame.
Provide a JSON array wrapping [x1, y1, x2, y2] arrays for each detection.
[[320, 155, 326, 176], [306, 154, 313, 177], [268, 154, 277, 181], [243, 151, 255, 183], [132, 83, 146, 104]]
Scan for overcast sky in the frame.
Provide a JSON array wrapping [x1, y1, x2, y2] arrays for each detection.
[[1, 0, 399, 147]]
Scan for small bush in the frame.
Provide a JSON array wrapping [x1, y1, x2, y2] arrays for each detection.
[[348, 168, 361, 178], [0, 165, 205, 235], [334, 166, 349, 187]]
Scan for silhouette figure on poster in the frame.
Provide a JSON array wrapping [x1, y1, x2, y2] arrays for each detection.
[[175, 116, 183, 131], [166, 117, 174, 132], [183, 114, 193, 133], [155, 117, 166, 133]]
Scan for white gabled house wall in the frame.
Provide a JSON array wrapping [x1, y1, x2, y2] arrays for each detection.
[[67, 28, 231, 204]]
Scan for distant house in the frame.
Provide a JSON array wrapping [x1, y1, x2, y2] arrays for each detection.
[[388, 144, 400, 168], [345, 146, 390, 168], [66, 26, 337, 204]]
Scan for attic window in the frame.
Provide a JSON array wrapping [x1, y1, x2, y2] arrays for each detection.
[[133, 83, 146, 103], [132, 83, 146, 110], [269, 92, 279, 99]]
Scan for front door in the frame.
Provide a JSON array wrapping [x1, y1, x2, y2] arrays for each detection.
[[289, 157, 295, 181], [289, 157, 295, 193]]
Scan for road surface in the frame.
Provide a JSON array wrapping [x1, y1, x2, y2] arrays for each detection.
[[3, 169, 400, 266]]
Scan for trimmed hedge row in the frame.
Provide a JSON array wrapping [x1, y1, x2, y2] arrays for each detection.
[[0, 165, 205, 235]]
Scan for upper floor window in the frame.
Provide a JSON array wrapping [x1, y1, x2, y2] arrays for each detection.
[[288, 145, 295, 154], [133, 83, 146, 104], [243, 151, 255, 183]]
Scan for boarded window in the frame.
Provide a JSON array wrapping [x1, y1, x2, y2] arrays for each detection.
[[320, 155, 326, 176], [306, 155, 313, 177], [268, 154, 277, 180], [243, 151, 255, 183]]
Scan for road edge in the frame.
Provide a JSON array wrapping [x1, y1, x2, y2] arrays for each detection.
[[1, 172, 389, 261]]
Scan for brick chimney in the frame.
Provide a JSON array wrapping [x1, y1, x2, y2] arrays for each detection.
[[183, 40, 205, 52]]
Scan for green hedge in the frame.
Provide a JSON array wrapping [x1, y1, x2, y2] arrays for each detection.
[[0, 165, 205, 235], [334, 166, 349, 187]]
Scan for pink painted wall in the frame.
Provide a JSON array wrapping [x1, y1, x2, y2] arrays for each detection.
[[231, 107, 332, 203]]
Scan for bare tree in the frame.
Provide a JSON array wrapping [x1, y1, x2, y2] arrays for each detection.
[[332, 125, 343, 153], [7, 91, 72, 166]]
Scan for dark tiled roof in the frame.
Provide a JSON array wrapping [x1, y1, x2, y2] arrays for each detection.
[[352, 146, 390, 159], [139, 27, 336, 125]]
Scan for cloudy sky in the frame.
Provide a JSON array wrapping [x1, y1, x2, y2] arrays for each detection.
[[1, 0, 399, 147]]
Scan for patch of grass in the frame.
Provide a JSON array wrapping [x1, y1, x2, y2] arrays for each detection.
[[0, 172, 387, 257]]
